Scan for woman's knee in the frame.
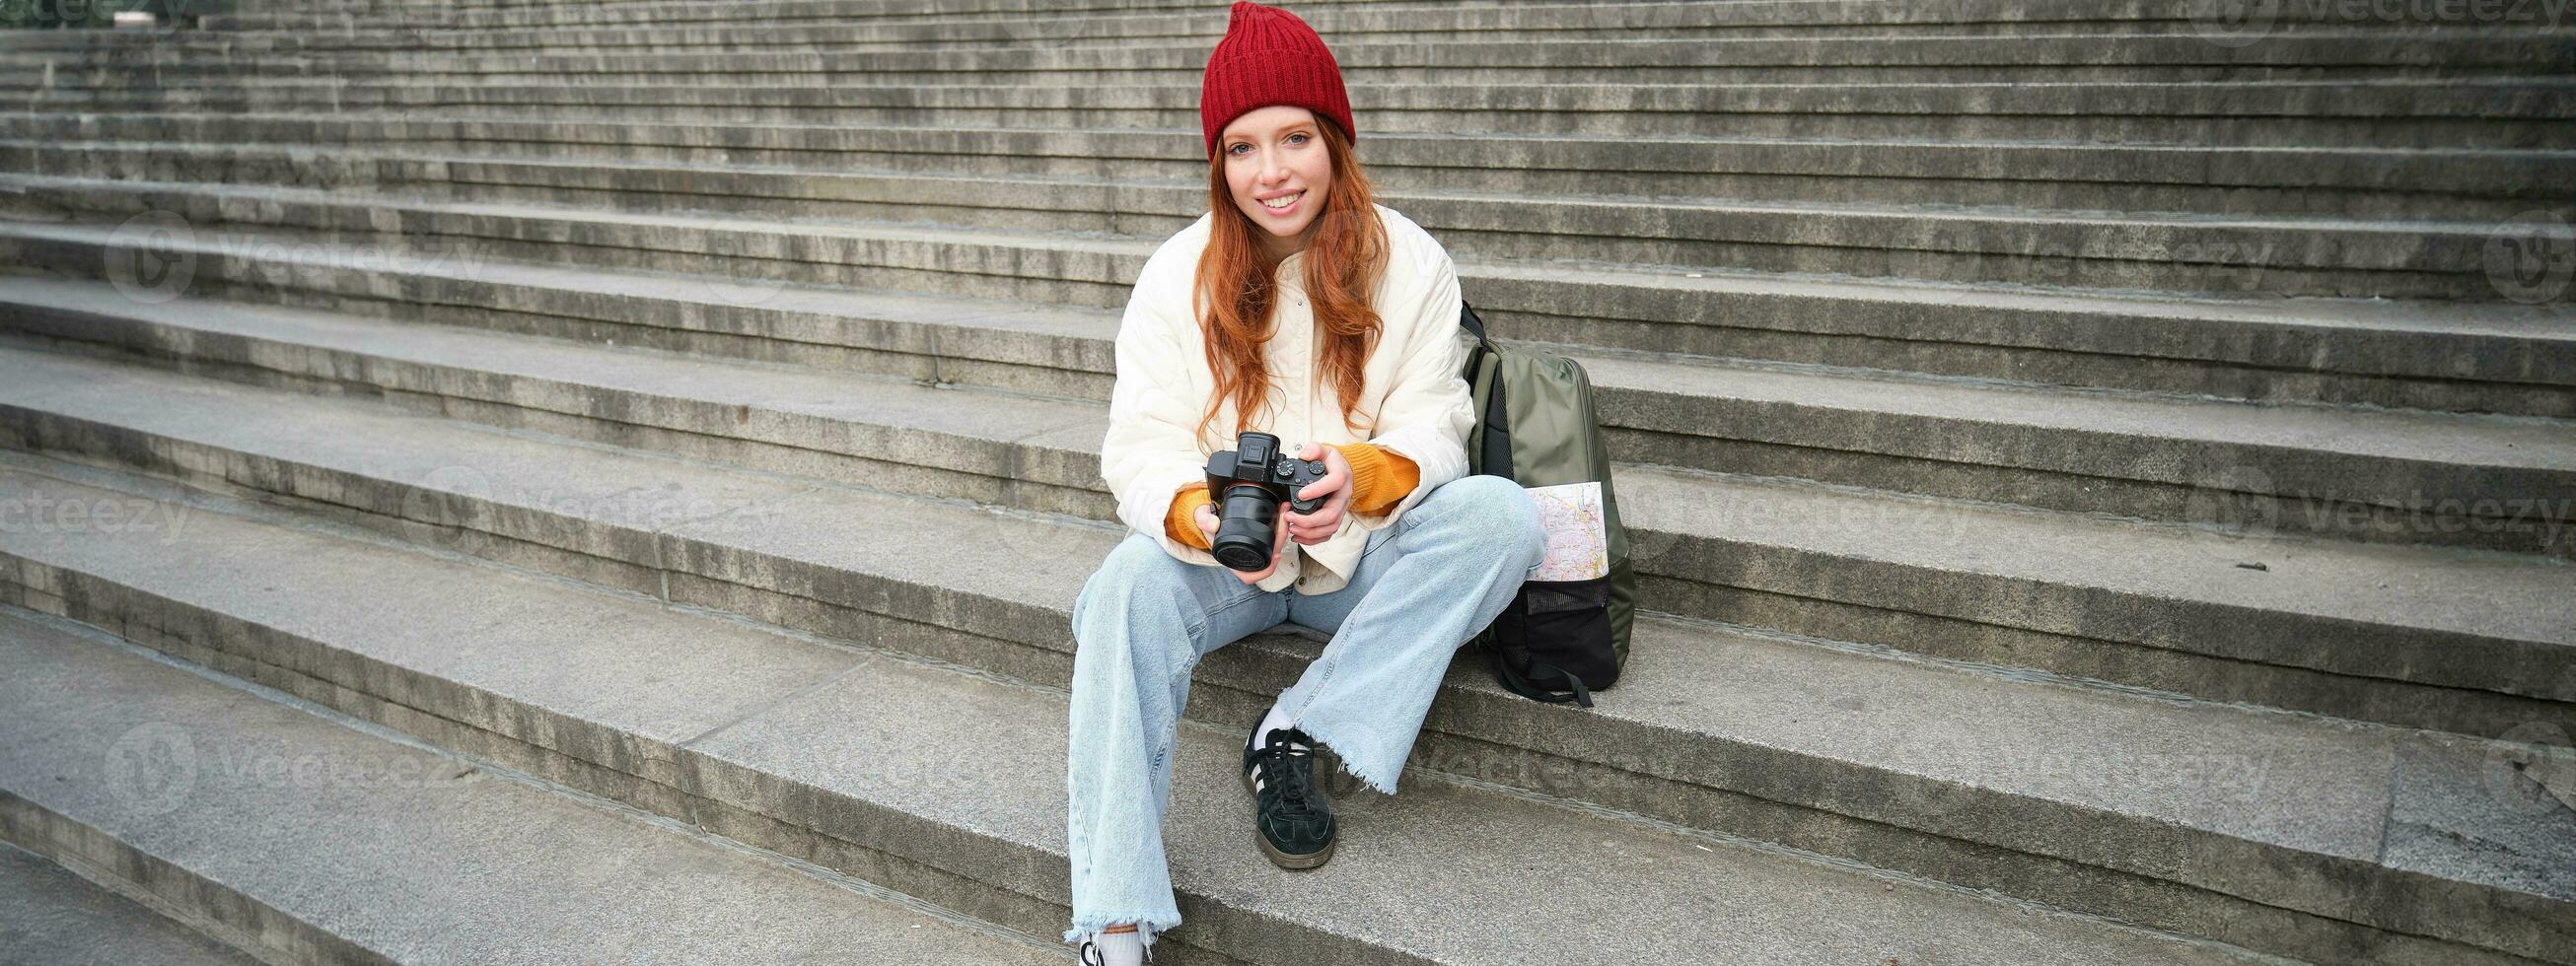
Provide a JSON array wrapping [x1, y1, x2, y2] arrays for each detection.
[[1424, 474, 1547, 565], [1073, 533, 1201, 662]]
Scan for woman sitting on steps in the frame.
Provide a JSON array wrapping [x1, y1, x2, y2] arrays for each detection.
[[1065, 4, 1547, 964]]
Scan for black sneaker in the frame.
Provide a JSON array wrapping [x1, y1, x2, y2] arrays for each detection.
[[1241, 719, 1335, 869]]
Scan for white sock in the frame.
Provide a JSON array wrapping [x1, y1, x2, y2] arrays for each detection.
[[1087, 928, 1145, 966], [1248, 700, 1311, 793], [1258, 700, 1300, 745]]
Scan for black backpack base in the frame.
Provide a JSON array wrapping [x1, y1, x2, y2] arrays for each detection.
[[1482, 574, 1619, 707]]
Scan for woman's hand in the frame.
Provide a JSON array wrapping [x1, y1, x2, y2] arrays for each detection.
[[1195, 501, 1295, 585], [1283, 443, 1353, 546]]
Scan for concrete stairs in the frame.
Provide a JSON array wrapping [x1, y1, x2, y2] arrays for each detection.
[[0, 453, 2316, 966], [0, 601, 1080, 965], [1, 1, 2572, 964], [0, 838, 259, 965]]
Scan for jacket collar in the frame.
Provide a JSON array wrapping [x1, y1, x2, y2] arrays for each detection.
[[1273, 247, 1307, 288]]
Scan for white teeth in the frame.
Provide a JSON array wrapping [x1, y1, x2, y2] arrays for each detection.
[[1260, 192, 1301, 209]]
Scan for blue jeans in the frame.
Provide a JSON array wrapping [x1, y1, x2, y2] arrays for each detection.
[[1060, 473, 1547, 952]]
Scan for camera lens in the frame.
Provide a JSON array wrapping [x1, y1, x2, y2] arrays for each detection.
[[1210, 483, 1281, 571]]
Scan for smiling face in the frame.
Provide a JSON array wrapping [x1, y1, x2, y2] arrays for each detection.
[[1219, 104, 1336, 262]]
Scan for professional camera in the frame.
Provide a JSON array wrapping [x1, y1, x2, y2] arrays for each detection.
[[1202, 431, 1333, 572]]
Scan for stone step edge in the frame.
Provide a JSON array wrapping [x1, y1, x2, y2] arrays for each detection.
[[0, 607, 1078, 966], [0, 452, 2556, 966], [0, 839, 266, 966]]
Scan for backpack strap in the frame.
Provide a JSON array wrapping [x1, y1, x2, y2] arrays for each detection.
[[1458, 302, 1513, 479], [1459, 300, 1492, 344], [1483, 642, 1595, 708]]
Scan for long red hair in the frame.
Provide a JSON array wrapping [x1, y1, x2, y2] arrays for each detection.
[[1188, 116, 1390, 451]]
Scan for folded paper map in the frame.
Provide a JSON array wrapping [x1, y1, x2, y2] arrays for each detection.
[[1525, 480, 1610, 582]]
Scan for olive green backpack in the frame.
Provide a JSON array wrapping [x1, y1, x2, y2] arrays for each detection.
[[1456, 301, 1634, 707]]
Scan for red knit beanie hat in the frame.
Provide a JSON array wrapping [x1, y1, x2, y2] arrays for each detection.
[[1198, 2, 1355, 159]]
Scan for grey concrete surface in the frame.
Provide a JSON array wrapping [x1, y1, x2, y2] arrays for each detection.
[[0, 610, 1070, 966], [0, 841, 257, 966]]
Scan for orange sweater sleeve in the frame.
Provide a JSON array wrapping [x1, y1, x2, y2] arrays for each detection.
[[1334, 443, 1420, 517], [1164, 443, 1419, 549]]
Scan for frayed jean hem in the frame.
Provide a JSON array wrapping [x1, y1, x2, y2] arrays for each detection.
[[1277, 703, 1401, 796]]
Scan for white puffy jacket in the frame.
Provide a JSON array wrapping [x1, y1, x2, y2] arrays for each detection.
[[1098, 203, 1477, 594]]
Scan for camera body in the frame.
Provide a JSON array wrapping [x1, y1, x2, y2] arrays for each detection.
[[1202, 431, 1333, 572]]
